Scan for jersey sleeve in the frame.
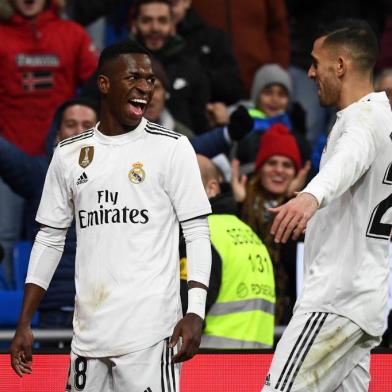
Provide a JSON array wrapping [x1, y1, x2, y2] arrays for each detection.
[[302, 106, 382, 208], [166, 136, 211, 221], [36, 147, 74, 228]]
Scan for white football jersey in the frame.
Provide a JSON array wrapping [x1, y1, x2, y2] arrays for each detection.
[[296, 92, 392, 336], [36, 118, 211, 357]]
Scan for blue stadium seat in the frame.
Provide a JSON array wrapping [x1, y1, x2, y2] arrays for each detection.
[[0, 290, 39, 327], [0, 263, 9, 290], [12, 241, 33, 290]]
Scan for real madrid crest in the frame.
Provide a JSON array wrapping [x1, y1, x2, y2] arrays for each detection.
[[129, 162, 145, 184], [79, 146, 94, 168]]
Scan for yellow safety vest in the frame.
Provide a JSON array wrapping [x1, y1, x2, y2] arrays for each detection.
[[202, 214, 275, 348]]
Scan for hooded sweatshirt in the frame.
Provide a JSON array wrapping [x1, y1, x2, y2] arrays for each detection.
[[0, 0, 97, 155]]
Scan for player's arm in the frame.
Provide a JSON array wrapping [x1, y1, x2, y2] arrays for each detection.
[[270, 114, 381, 243], [10, 225, 67, 376], [170, 216, 211, 363]]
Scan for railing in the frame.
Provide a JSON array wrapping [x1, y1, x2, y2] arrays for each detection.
[[0, 326, 287, 343]]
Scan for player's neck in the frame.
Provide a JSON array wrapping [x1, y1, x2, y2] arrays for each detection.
[[98, 114, 140, 136], [337, 79, 374, 110]]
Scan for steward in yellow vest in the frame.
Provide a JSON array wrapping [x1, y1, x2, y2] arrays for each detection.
[[180, 155, 276, 348]]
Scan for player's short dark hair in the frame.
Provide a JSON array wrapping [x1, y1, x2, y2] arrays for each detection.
[[134, 0, 171, 18], [98, 41, 151, 74], [317, 19, 378, 72]]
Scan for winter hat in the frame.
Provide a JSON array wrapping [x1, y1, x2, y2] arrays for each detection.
[[250, 64, 292, 106], [255, 123, 302, 172]]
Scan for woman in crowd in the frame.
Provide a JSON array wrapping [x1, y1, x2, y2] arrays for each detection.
[[231, 123, 306, 325]]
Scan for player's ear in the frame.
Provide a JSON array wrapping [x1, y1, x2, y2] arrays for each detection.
[[336, 55, 347, 78], [98, 74, 110, 94]]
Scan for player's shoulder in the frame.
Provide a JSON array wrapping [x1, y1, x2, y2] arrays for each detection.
[[345, 94, 392, 130], [58, 128, 95, 150], [350, 92, 390, 116], [145, 121, 184, 142]]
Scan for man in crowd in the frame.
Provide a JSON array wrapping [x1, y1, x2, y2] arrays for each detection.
[[130, 0, 210, 132], [0, 0, 97, 286], [1, 97, 97, 328], [189, 155, 276, 349], [171, 0, 243, 104]]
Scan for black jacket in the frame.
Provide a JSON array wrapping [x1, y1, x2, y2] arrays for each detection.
[[130, 33, 211, 133], [177, 8, 244, 104]]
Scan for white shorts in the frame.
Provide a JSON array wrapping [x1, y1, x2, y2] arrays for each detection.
[[261, 312, 380, 392], [65, 337, 180, 392]]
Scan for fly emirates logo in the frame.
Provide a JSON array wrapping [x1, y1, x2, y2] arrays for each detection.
[[78, 190, 149, 229]]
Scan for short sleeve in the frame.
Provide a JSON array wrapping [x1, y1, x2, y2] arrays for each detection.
[[36, 148, 74, 228], [166, 137, 211, 221]]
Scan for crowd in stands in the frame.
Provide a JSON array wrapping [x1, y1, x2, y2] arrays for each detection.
[[0, 0, 391, 349]]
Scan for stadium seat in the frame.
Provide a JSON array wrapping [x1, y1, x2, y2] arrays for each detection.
[[0, 289, 39, 327], [12, 241, 33, 290], [0, 264, 9, 290]]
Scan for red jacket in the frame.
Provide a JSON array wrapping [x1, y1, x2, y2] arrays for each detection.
[[192, 0, 290, 94], [0, 3, 97, 155]]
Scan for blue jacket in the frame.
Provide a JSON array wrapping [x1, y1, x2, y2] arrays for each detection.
[[0, 109, 76, 311]]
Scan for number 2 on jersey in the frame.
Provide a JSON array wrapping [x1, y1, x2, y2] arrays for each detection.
[[366, 162, 392, 240]]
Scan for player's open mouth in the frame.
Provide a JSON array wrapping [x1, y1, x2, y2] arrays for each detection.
[[128, 98, 147, 117]]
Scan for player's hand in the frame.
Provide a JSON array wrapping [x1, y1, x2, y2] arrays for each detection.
[[269, 192, 319, 243], [231, 159, 247, 202], [10, 325, 33, 377], [169, 313, 203, 363]]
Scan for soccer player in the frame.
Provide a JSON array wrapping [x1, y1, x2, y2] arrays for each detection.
[[262, 19, 392, 391], [10, 42, 212, 392]]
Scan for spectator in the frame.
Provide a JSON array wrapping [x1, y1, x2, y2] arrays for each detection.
[[187, 154, 276, 349], [235, 64, 311, 172], [171, 0, 243, 104], [0, 0, 98, 286], [130, 0, 210, 132], [192, 0, 290, 95], [377, 6, 392, 71], [375, 68, 392, 106], [145, 58, 254, 155], [67, 0, 130, 26], [145, 59, 194, 138], [231, 124, 307, 325], [0, 97, 98, 328]]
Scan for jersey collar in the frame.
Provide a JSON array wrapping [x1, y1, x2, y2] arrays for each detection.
[[93, 118, 147, 145]]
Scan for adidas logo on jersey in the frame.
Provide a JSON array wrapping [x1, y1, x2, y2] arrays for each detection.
[[144, 388, 152, 392], [76, 172, 88, 185], [265, 374, 271, 386]]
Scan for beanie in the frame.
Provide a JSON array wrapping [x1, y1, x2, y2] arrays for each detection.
[[250, 64, 292, 106], [255, 123, 302, 172]]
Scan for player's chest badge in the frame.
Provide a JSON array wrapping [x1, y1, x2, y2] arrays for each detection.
[[79, 146, 94, 168], [129, 162, 146, 184]]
